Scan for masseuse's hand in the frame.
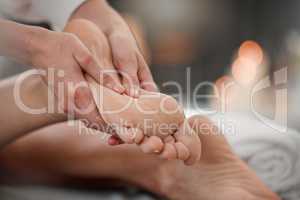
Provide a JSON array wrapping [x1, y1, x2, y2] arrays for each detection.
[[65, 19, 195, 164], [105, 20, 157, 97], [28, 27, 123, 127], [70, 0, 157, 97]]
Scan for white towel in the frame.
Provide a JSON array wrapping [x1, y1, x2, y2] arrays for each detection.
[[185, 109, 300, 200], [213, 113, 300, 200]]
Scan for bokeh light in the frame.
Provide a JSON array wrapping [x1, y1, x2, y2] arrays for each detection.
[[238, 40, 264, 65], [231, 40, 264, 86]]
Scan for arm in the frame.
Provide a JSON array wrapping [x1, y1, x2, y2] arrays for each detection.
[[70, 0, 157, 96], [0, 71, 66, 147], [0, 18, 121, 129], [64, 19, 201, 164], [0, 19, 39, 65]]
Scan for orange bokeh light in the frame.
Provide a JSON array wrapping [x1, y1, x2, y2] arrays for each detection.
[[231, 40, 264, 86], [238, 40, 264, 65]]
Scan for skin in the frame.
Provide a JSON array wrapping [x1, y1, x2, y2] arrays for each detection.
[[64, 19, 201, 164], [0, 0, 158, 146], [0, 19, 201, 163], [70, 0, 158, 95], [0, 65, 200, 164], [0, 117, 280, 200], [0, 73, 65, 147], [0, 18, 109, 128], [0, 0, 157, 130]]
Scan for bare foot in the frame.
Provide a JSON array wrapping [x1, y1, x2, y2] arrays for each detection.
[[0, 117, 280, 199], [64, 19, 201, 164], [144, 116, 281, 200]]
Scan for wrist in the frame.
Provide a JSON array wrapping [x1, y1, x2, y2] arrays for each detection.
[[0, 20, 46, 66], [25, 26, 52, 67]]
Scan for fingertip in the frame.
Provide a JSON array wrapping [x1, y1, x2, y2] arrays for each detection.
[[141, 82, 158, 92]]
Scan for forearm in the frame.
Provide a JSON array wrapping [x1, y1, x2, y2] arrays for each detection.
[[70, 0, 128, 34], [0, 19, 46, 65], [0, 71, 66, 147]]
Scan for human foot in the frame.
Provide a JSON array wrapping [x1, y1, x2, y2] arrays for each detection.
[[0, 117, 280, 199], [64, 19, 201, 164], [146, 116, 281, 200]]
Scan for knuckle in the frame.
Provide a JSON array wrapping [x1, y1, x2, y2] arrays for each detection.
[[73, 87, 92, 108], [82, 54, 93, 67]]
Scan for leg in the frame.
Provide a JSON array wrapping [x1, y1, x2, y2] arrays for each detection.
[[0, 122, 160, 188], [0, 118, 280, 200]]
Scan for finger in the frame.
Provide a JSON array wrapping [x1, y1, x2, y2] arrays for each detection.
[[160, 143, 177, 160], [137, 53, 158, 92], [174, 142, 190, 161], [102, 69, 125, 94], [57, 65, 106, 131], [109, 34, 140, 98], [72, 82, 107, 131], [73, 40, 124, 94], [174, 121, 201, 166], [139, 136, 164, 154]]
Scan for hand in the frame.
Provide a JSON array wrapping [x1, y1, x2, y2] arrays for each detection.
[[70, 0, 157, 97], [28, 27, 120, 128], [63, 20, 187, 160], [0, 117, 280, 200], [106, 23, 157, 97]]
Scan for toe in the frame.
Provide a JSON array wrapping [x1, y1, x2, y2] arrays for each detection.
[[131, 128, 144, 144], [160, 143, 177, 160], [174, 142, 190, 161], [163, 135, 176, 143], [140, 136, 164, 154], [174, 121, 201, 165], [114, 126, 136, 144]]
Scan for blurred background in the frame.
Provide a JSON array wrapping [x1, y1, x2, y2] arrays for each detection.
[[0, 0, 298, 130], [1, 1, 300, 199], [108, 0, 300, 131]]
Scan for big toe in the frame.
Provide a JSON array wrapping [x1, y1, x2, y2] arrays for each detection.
[[174, 122, 201, 165]]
